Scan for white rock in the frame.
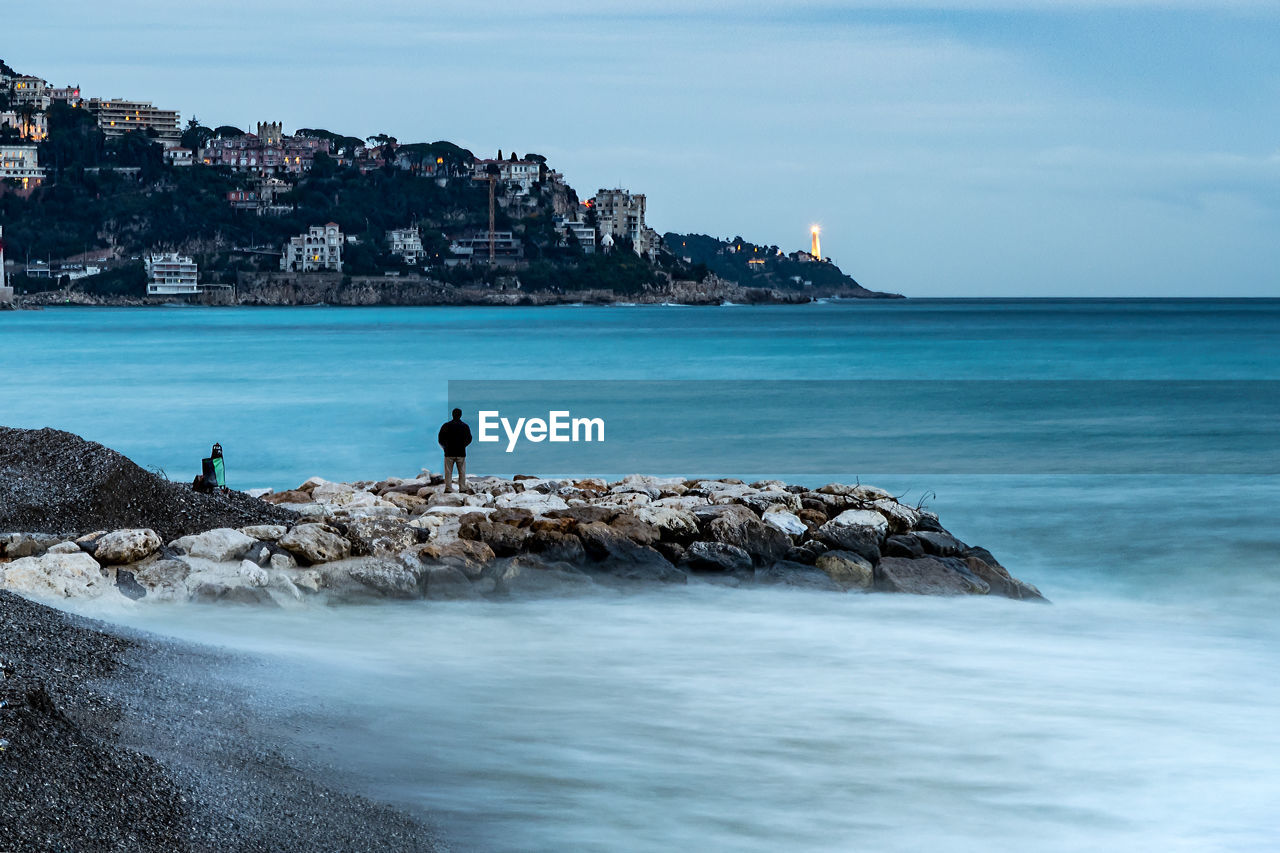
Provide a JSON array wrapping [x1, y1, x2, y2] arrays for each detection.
[[240, 524, 287, 541], [826, 509, 889, 537], [494, 492, 570, 513], [94, 529, 162, 564], [762, 510, 807, 537], [277, 523, 352, 564], [238, 560, 269, 587], [269, 552, 297, 571], [654, 495, 710, 510], [0, 552, 111, 599], [421, 505, 495, 518], [631, 506, 700, 539], [171, 528, 258, 562], [244, 488, 274, 499], [47, 541, 83, 554], [598, 492, 651, 509]]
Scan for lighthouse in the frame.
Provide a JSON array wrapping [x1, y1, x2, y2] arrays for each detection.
[[810, 225, 821, 261]]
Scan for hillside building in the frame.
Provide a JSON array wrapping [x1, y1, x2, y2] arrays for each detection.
[[87, 98, 181, 142], [472, 153, 545, 193], [282, 223, 343, 272], [592, 188, 659, 258], [387, 228, 425, 264], [145, 253, 200, 295], [447, 231, 524, 267], [0, 144, 45, 191], [0, 110, 48, 141], [200, 123, 330, 176]]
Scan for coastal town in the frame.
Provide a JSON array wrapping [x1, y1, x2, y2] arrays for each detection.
[[0, 60, 891, 306]]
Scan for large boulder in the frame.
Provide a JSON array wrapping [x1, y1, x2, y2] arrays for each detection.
[[739, 491, 802, 515], [458, 520, 529, 557], [132, 558, 192, 601], [239, 524, 287, 541], [682, 541, 752, 574], [705, 512, 791, 565], [913, 530, 966, 557], [608, 513, 660, 547], [2, 534, 46, 559], [1, 551, 113, 599], [494, 492, 569, 513], [761, 509, 807, 538], [344, 516, 419, 556], [882, 534, 925, 559], [171, 528, 258, 562], [277, 523, 352, 564], [875, 556, 989, 595], [630, 505, 700, 543], [963, 549, 1046, 601], [525, 528, 586, 564], [815, 550, 875, 590], [576, 522, 682, 582], [346, 558, 422, 598], [815, 510, 888, 562], [419, 539, 495, 579], [93, 529, 162, 565]]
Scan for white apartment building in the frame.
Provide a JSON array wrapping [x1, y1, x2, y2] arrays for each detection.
[[0, 144, 45, 190], [282, 223, 344, 272], [386, 227, 425, 264], [145, 253, 200, 295]]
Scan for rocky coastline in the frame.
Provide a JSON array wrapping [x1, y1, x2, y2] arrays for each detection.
[[8, 274, 898, 309], [1, 427, 1042, 607]]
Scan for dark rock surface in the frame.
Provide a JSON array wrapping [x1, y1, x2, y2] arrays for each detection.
[[0, 427, 296, 541]]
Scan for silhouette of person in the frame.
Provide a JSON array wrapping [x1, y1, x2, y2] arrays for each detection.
[[437, 408, 473, 493]]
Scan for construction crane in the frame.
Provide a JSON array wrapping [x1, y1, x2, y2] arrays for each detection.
[[482, 165, 499, 269]]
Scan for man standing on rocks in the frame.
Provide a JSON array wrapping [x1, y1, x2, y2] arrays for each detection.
[[438, 408, 473, 493]]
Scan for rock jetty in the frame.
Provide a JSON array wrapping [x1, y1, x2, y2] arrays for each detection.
[[0, 428, 1042, 605]]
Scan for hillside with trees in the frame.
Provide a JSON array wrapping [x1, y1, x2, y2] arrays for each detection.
[[1, 58, 889, 300]]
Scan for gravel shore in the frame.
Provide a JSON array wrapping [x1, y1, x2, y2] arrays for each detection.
[[0, 590, 446, 852]]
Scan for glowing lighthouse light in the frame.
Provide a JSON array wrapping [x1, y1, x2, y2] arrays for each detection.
[[810, 225, 822, 260]]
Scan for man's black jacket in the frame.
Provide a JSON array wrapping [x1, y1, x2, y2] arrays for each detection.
[[438, 419, 473, 457]]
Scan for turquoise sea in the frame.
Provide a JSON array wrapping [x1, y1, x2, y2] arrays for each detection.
[[5, 299, 1279, 851]]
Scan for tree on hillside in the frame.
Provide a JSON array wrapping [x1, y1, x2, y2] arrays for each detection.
[[213, 125, 245, 139], [39, 101, 105, 173], [106, 131, 164, 178], [181, 118, 214, 152]]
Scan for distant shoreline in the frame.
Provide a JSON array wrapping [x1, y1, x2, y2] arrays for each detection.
[[8, 283, 903, 309]]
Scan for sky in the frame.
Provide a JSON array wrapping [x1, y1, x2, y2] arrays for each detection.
[[8, 0, 1280, 296]]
